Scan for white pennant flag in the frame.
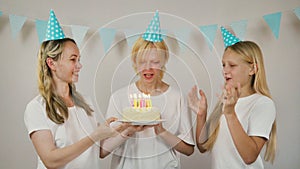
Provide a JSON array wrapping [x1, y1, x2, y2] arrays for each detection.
[[123, 29, 142, 47], [71, 25, 89, 47]]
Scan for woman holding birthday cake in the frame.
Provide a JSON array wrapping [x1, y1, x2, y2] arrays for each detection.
[[24, 10, 122, 169], [100, 10, 195, 169]]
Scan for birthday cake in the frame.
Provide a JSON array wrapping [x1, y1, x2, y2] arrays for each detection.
[[121, 93, 160, 121], [122, 107, 160, 121]]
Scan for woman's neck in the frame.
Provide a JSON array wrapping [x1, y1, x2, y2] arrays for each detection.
[[136, 80, 169, 96], [55, 83, 70, 97], [239, 84, 256, 98], [54, 82, 74, 107]]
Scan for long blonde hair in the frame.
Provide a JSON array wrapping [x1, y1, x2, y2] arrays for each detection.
[[37, 38, 93, 124], [131, 37, 169, 79], [203, 41, 277, 163]]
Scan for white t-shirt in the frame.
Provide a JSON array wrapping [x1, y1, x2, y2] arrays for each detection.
[[104, 83, 194, 169], [211, 93, 276, 169], [24, 95, 100, 169]]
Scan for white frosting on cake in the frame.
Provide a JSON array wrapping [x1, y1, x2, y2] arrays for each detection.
[[122, 107, 160, 121]]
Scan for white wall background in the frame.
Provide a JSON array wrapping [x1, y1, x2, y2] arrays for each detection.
[[1, 0, 300, 168]]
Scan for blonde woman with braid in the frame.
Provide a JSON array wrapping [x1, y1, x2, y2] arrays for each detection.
[[24, 37, 124, 169], [24, 10, 123, 169], [188, 40, 276, 169]]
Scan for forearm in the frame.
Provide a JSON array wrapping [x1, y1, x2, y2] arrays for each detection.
[[100, 133, 128, 158], [196, 113, 207, 153], [41, 136, 95, 169], [225, 113, 262, 164], [159, 130, 194, 156]]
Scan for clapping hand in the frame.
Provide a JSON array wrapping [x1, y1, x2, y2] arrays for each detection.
[[188, 85, 207, 116], [222, 83, 241, 115]]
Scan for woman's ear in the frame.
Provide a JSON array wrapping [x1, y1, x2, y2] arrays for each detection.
[[249, 63, 257, 75], [46, 58, 56, 71], [132, 58, 138, 73]]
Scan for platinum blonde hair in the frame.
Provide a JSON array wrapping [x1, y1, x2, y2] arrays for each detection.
[[131, 37, 169, 79]]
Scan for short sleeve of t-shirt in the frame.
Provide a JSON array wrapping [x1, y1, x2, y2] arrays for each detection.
[[105, 92, 124, 128], [248, 97, 276, 140], [177, 94, 195, 145], [24, 97, 50, 136]]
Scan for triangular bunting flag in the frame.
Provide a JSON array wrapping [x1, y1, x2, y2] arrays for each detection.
[[230, 20, 248, 40], [293, 7, 300, 20], [123, 29, 141, 47], [35, 19, 48, 44], [174, 28, 191, 52], [9, 14, 27, 38], [71, 25, 89, 47], [263, 12, 282, 39], [199, 24, 218, 51], [99, 28, 116, 53]]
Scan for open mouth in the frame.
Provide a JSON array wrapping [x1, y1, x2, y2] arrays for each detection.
[[73, 72, 79, 77], [225, 77, 232, 82], [143, 73, 154, 80]]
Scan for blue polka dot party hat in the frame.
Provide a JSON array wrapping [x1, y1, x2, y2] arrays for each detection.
[[45, 10, 66, 41], [221, 26, 240, 47], [142, 10, 163, 42]]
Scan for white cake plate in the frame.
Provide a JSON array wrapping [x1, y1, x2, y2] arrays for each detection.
[[117, 119, 166, 125]]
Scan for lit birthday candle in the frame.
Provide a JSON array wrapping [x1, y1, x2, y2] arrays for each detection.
[[145, 94, 149, 108], [138, 94, 142, 109], [146, 94, 152, 108], [142, 93, 148, 108], [133, 93, 138, 109], [147, 94, 152, 109]]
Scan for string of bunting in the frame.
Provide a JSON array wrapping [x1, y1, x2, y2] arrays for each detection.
[[0, 7, 300, 53]]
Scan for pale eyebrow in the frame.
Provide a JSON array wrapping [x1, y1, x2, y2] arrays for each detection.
[[69, 54, 80, 59]]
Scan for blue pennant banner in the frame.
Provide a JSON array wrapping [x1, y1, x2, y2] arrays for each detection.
[[263, 12, 282, 39], [35, 19, 47, 43], [230, 20, 248, 40], [9, 14, 27, 38], [99, 28, 116, 53], [71, 25, 89, 47], [0, 7, 298, 52], [199, 24, 218, 51], [294, 7, 300, 20]]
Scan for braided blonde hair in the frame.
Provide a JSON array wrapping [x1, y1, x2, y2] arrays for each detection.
[[37, 38, 93, 124]]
